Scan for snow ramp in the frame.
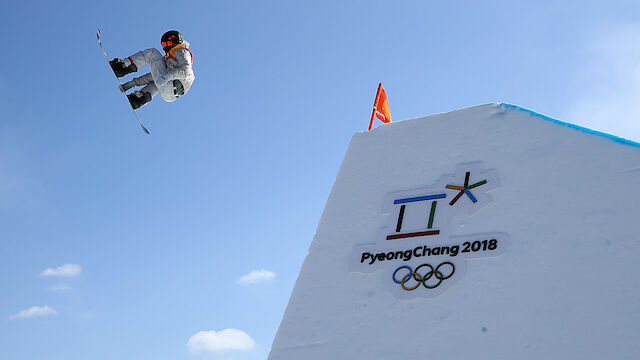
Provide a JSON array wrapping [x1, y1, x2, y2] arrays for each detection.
[[268, 103, 640, 360]]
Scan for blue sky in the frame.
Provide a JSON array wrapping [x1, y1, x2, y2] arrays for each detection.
[[1, 1, 640, 359]]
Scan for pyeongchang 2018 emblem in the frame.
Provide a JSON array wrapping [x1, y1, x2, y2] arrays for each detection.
[[350, 162, 509, 300]]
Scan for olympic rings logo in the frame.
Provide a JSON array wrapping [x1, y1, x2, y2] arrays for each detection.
[[392, 262, 455, 290]]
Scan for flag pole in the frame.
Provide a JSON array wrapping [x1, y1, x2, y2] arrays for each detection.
[[368, 82, 382, 130]]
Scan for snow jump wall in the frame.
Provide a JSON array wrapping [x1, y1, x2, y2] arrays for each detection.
[[268, 103, 640, 360]]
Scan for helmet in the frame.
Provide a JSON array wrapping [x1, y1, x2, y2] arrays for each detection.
[[161, 30, 183, 52]]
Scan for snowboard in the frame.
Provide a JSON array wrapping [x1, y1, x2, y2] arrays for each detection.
[[97, 28, 150, 135]]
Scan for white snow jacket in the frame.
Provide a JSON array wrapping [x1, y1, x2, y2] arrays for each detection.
[[128, 41, 195, 103], [164, 41, 195, 97]]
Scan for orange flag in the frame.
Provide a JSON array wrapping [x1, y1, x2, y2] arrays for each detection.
[[368, 83, 392, 130]]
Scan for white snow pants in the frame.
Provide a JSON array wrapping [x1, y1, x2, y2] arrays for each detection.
[[129, 48, 177, 103]]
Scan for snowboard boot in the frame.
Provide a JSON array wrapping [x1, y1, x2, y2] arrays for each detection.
[[127, 91, 152, 109], [109, 58, 137, 77]]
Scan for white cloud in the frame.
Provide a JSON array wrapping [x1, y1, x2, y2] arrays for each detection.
[[187, 329, 255, 354], [566, 24, 640, 141], [10, 305, 57, 319], [48, 283, 72, 292], [236, 269, 275, 284], [39, 264, 82, 278]]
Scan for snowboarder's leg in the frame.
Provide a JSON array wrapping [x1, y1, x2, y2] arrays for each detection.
[[128, 48, 167, 78], [119, 73, 154, 93], [128, 48, 177, 102], [140, 82, 159, 98]]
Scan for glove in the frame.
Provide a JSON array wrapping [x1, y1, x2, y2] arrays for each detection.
[[156, 72, 174, 85]]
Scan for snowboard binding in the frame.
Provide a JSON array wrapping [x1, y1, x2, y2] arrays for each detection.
[[109, 58, 138, 77], [127, 91, 152, 109]]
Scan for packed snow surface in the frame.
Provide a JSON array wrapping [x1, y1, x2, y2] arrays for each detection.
[[268, 103, 640, 359]]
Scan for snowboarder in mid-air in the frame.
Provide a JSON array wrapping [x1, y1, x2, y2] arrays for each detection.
[[109, 30, 195, 109]]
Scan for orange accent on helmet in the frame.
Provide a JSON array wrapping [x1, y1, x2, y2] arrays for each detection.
[[161, 30, 183, 53]]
